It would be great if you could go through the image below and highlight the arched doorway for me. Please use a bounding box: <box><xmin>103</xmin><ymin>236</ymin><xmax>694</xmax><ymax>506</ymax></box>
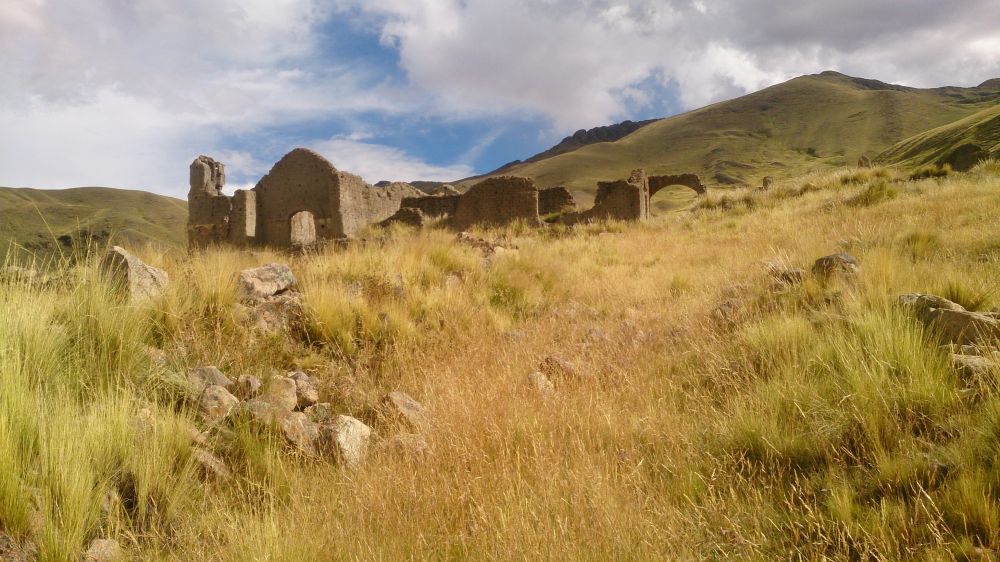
<box><xmin>290</xmin><ymin>211</ymin><xmax>316</xmax><ymax>246</ymax></box>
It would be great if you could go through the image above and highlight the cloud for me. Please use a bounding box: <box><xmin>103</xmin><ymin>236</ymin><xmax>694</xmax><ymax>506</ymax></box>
<box><xmin>337</xmin><ymin>0</ymin><xmax>1000</xmax><ymax>125</ymax></box>
<box><xmin>312</xmin><ymin>137</ymin><xmax>474</xmax><ymax>183</ymax></box>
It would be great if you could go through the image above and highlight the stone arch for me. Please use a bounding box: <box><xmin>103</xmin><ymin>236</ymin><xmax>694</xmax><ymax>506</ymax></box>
<box><xmin>289</xmin><ymin>211</ymin><xmax>317</xmax><ymax>246</ymax></box>
<box><xmin>648</xmin><ymin>174</ymin><xmax>707</xmax><ymax>197</ymax></box>
<box><xmin>253</xmin><ymin>148</ymin><xmax>341</xmax><ymax>247</ymax></box>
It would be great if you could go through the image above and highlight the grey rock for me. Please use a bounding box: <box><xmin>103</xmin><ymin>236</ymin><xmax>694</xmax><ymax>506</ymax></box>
<box><xmin>83</xmin><ymin>538</ymin><xmax>123</xmax><ymax>562</ymax></box>
<box><xmin>812</xmin><ymin>253</ymin><xmax>860</xmax><ymax>282</ymax></box>
<box><xmin>279</xmin><ymin>412</ymin><xmax>319</xmax><ymax>455</ymax></box>
<box><xmin>380</xmin><ymin>391</ymin><xmax>429</xmax><ymax>431</ymax></box>
<box><xmin>237</xmin><ymin>263</ymin><xmax>297</xmax><ymax>301</ymax></box>
<box><xmin>189</xmin><ymin>366</ymin><xmax>234</xmax><ymax>391</ymax></box>
<box><xmin>304</xmin><ymin>402</ymin><xmax>335</xmax><ymax>423</ymax></box>
<box><xmin>191</xmin><ymin>447</ymin><xmax>231</xmax><ymax>481</ymax></box>
<box><xmin>318</xmin><ymin>415</ymin><xmax>372</xmax><ymax>468</ymax></box>
<box><xmin>100</xmin><ymin>246</ymin><xmax>169</xmax><ymax>302</ymax></box>
<box><xmin>899</xmin><ymin>293</ymin><xmax>1000</xmax><ymax>345</ymax></box>
<box><xmin>953</xmin><ymin>354</ymin><xmax>995</xmax><ymax>378</ymax></box>
<box><xmin>234</xmin><ymin>375</ymin><xmax>263</xmax><ymax>400</ymax></box>
<box><xmin>199</xmin><ymin>385</ymin><xmax>239</xmax><ymax>424</ymax></box>
<box><xmin>262</xmin><ymin>375</ymin><xmax>298</xmax><ymax>412</ymax></box>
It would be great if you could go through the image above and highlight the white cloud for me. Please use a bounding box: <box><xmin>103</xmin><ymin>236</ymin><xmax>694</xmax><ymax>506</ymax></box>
<box><xmin>311</xmin><ymin>138</ymin><xmax>473</xmax><ymax>183</ymax></box>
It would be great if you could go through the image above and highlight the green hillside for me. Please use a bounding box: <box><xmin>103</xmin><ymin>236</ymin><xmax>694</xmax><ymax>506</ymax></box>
<box><xmin>468</xmin><ymin>72</ymin><xmax>1000</xmax><ymax>196</ymax></box>
<box><xmin>876</xmin><ymin>102</ymin><xmax>1000</xmax><ymax>170</ymax></box>
<box><xmin>0</xmin><ymin>186</ymin><xmax>187</xmax><ymax>257</ymax></box>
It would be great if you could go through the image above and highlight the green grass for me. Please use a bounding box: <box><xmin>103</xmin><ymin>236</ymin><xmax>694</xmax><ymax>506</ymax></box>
<box><xmin>464</xmin><ymin>71</ymin><xmax>999</xmax><ymax>202</ymax></box>
<box><xmin>0</xmin><ymin>186</ymin><xmax>187</xmax><ymax>259</ymax></box>
<box><xmin>878</xmin><ymin>103</ymin><xmax>1000</xmax><ymax>171</ymax></box>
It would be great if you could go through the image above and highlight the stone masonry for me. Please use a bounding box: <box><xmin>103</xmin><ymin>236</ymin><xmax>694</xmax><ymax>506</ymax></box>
<box><xmin>580</xmin><ymin>169</ymin><xmax>650</xmax><ymax>222</ymax></box>
<box><xmin>448</xmin><ymin>176</ymin><xmax>543</xmax><ymax>230</ymax></box>
<box><xmin>648</xmin><ymin>173</ymin><xmax>707</xmax><ymax>196</ymax></box>
<box><xmin>188</xmin><ymin>149</ymin><xmax>412</xmax><ymax>249</ymax></box>
<box><xmin>538</xmin><ymin>186</ymin><xmax>577</xmax><ymax>215</ymax></box>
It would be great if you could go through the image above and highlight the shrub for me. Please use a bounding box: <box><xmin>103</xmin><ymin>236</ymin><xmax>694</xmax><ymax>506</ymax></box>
<box><xmin>908</xmin><ymin>164</ymin><xmax>952</xmax><ymax>181</ymax></box>
<box><xmin>846</xmin><ymin>180</ymin><xmax>899</xmax><ymax>207</ymax></box>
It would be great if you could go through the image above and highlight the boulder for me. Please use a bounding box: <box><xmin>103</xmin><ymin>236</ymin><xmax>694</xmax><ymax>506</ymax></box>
<box><xmin>0</xmin><ymin>532</ymin><xmax>32</xmax><ymax>562</ymax></box>
<box><xmin>278</xmin><ymin>412</ymin><xmax>319</xmax><ymax>455</ymax></box>
<box><xmin>262</xmin><ymin>375</ymin><xmax>298</xmax><ymax>412</ymax></box>
<box><xmin>248</xmin><ymin>293</ymin><xmax>305</xmax><ymax>334</ymax></box>
<box><xmin>100</xmin><ymin>246</ymin><xmax>169</xmax><ymax>302</ymax></box>
<box><xmin>317</xmin><ymin>415</ymin><xmax>372</xmax><ymax>468</ymax></box>
<box><xmin>189</xmin><ymin>366</ymin><xmax>234</xmax><ymax>391</ymax></box>
<box><xmin>198</xmin><ymin>385</ymin><xmax>239</xmax><ymax>424</ymax></box>
<box><xmin>305</xmin><ymin>402</ymin><xmax>335</xmax><ymax>423</ymax></box>
<box><xmin>812</xmin><ymin>253</ymin><xmax>860</xmax><ymax>282</ymax></box>
<box><xmin>234</xmin><ymin>375</ymin><xmax>263</xmax><ymax>400</ymax></box>
<box><xmin>191</xmin><ymin>447</ymin><xmax>231</xmax><ymax>481</ymax></box>
<box><xmin>899</xmin><ymin>293</ymin><xmax>1000</xmax><ymax>345</ymax></box>
<box><xmin>83</xmin><ymin>538</ymin><xmax>123</xmax><ymax>562</ymax></box>
<box><xmin>238</xmin><ymin>263</ymin><xmax>297</xmax><ymax>301</ymax></box>
<box><xmin>952</xmin><ymin>354</ymin><xmax>995</xmax><ymax>378</ymax></box>
<box><xmin>290</xmin><ymin>371</ymin><xmax>320</xmax><ymax>410</ymax></box>
<box><xmin>380</xmin><ymin>391</ymin><xmax>429</xmax><ymax>431</ymax></box>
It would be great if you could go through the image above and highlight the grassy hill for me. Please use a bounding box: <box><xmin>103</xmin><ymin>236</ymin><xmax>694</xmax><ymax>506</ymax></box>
<box><xmin>466</xmin><ymin>71</ymin><xmax>1000</xmax><ymax>199</ymax></box>
<box><xmin>0</xmin><ymin>186</ymin><xmax>187</xmax><ymax>257</ymax></box>
<box><xmin>877</xmin><ymin>102</ymin><xmax>1000</xmax><ymax>170</ymax></box>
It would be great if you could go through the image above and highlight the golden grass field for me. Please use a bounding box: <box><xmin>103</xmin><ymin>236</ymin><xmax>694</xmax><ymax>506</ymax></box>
<box><xmin>2</xmin><ymin>161</ymin><xmax>1000</xmax><ymax>560</ymax></box>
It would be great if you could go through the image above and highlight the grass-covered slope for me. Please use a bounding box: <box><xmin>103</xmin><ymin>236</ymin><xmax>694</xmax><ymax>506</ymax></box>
<box><xmin>2</xmin><ymin>162</ymin><xmax>999</xmax><ymax>559</ymax></box>
<box><xmin>877</xmin><ymin>103</ymin><xmax>1000</xmax><ymax>170</ymax></box>
<box><xmin>469</xmin><ymin>72</ymin><xmax>999</xmax><ymax>195</ymax></box>
<box><xmin>0</xmin><ymin>186</ymin><xmax>187</xmax><ymax>256</ymax></box>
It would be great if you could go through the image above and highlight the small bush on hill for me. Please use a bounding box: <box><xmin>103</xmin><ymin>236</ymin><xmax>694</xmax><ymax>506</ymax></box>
<box><xmin>846</xmin><ymin>180</ymin><xmax>899</xmax><ymax>207</ymax></box>
<box><xmin>909</xmin><ymin>163</ymin><xmax>952</xmax><ymax>181</ymax></box>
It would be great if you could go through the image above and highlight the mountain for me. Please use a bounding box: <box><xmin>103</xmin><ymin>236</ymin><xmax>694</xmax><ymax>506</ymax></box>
<box><xmin>465</xmin><ymin>71</ymin><xmax>1000</xmax><ymax>195</ymax></box>
<box><xmin>876</xmin><ymin>98</ymin><xmax>1000</xmax><ymax>170</ymax></box>
<box><xmin>0</xmin><ymin>186</ymin><xmax>187</xmax><ymax>258</ymax></box>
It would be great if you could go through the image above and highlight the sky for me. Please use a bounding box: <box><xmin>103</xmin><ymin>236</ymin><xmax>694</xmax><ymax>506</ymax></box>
<box><xmin>1</xmin><ymin>0</ymin><xmax>999</xmax><ymax>198</ymax></box>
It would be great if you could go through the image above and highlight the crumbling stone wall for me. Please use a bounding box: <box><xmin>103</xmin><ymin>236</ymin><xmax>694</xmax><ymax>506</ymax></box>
<box><xmin>648</xmin><ymin>173</ymin><xmax>706</xmax><ymax>196</ymax></box>
<box><xmin>188</xmin><ymin>148</ymin><xmax>412</xmax><ymax>249</ymax></box>
<box><xmin>448</xmin><ymin>176</ymin><xmax>542</xmax><ymax>230</ymax></box>
<box><xmin>538</xmin><ymin>186</ymin><xmax>577</xmax><ymax>215</ymax></box>
<box><xmin>579</xmin><ymin>169</ymin><xmax>649</xmax><ymax>222</ymax></box>
<box><xmin>400</xmin><ymin>195</ymin><xmax>461</xmax><ymax>218</ymax></box>
<box><xmin>188</xmin><ymin>156</ymin><xmax>233</xmax><ymax>249</ymax></box>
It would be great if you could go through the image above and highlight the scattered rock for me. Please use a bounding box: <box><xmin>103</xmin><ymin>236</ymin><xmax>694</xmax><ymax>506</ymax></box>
<box><xmin>811</xmin><ymin>253</ymin><xmax>860</xmax><ymax>282</ymax></box>
<box><xmin>952</xmin><ymin>354</ymin><xmax>995</xmax><ymax>378</ymax></box>
<box><xmin>238</xmin><ymin>263</ymin><xmax>297</xmax><ymax>302</ymax></box>
<box><xmin>380</xmin><ymin>391</ymin><xmax>429</xmax><ymax>431</ymax></box>
<box><xmin>189</xmin><ymin>366</ymin><xmax>234</xmax><ymax>391</ymax></box>
<box><xmin>527</xmin><ymin>371</ymin><xmax>556</xmax><ymax>398</ymax></box>
<box><xmin>317</xmin><ymin>415</ymin><xmax>372</xmax><ymax>468</ymax></box>
<box><xmin>278</xmin><ymin>412</ymin><xmax>319</xmax><ymax>455</ymax></box>
<box><xmin>305</xmin><ymin>403</ymin><xmax>335</xmax><ymax>423</ymax></box>
<box><xmin>234</xmin><ymin>375</ymin><xmax>263</xmax><ymax>400</ymax></box>
<box><xmin>766</xmin><ymin>263</ymin><xmax>806</xmax><ymax>287</ymax></box>
<box><xmin>290</xmin><ymin>371</ymin><xmax>320</xmax><ymax>410</ymax></box>
<box><xmin>248</xmin><ymin>293</ymin><xmax>305</xmax><ymax>335</ymax></box>
<box><xmin>376</xmin><ymin>433</ymin><xmax>431</xmax><ymax>461</ymax></box>
<box><xmin>445</xmin><ymin>273</ymin><xmax>463</xmax><ymax>289</ymax></box>
<box><xmin>237</xmin><ymin>399</ymin><xmax>281</xmax><ymax>425</ymax></box>
<box><xmin>262</xmin><ymin>375</ymin><xmax>298</xmax><ymax>412</ymax></box>
<box><xmin>199</xmin><ymin>385</ymin><xmax>239</xmax><ymax>424</ymax></box>
<box><xmin>83</xmin><ymin>538</ymin><xmax>123</xmax><ymax>562</ymax></box>
<box><xmin>191</xmin><ymin>447</ymin><xmax>231</xmax><ymax>481</ymax></box>
<box><xmin>899</xmin><ymin>293</ymin><xmax>1000</xmax><ymax>345</ymax></box>
<box><xmin>539</xmin><ymin>355</ymin><xmax>580</xmax><ymax>380</ymax></box>
<box><xmin>100</xmin><ymin>246</ymin><xmax>169</xmax><ymax>302</ymax></box>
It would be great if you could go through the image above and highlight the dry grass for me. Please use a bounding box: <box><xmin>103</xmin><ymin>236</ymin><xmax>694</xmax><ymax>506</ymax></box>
<box><xmin>2</xmin><ymin>163</ymin><xmax>1000</xmax><ymax>560</ymax></box>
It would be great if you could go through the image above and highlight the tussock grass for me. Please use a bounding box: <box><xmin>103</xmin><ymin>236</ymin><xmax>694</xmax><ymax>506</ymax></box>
<box><xmin>1</xmin><ymin>166</ymin><xmax>999</xmax><ymax>559</ymax></box>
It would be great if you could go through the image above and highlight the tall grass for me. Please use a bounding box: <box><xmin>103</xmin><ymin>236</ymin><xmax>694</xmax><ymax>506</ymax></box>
<box><xmin>0</xmin><ymin>166</ymin><xmax>998</xmax><ymax>559</ymax></box>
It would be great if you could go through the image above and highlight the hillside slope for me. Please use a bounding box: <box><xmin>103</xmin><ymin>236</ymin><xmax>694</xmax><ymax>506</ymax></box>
<box><xmin>0</xmin><ymin>186</ymin><xmax>187</xmax><ymax>256</ymax></box>
<box><xmin>876</xmin><ymin>102</ymin><xmax>1000</xmax><ymax>170</ymax></box>
<box><xmin>468</xmin><ymin>72</ymin><xmax>1000</xmax><ymax>195</ymax></box>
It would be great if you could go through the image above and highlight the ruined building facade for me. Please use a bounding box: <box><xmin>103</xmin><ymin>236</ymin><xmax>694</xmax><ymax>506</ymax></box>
<box><xmin>188</xmin><ymin>149</ymin><xmax>413</xmax><ymax>249</ymax></box>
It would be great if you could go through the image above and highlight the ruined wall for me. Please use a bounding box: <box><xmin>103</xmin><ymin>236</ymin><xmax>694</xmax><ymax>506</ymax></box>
<box><xmin>253</xmin><ymin>148</ymin><xmax>341</xmax><ymax>247</ymax></box>
<box><xmin>334</xmin><ymin>172</ymin><xmax>411</xmax><ymax>238</ymax></box>
<box><xmin>449</xmin><ymin>176</ymin><xmax>542</xmax><ymax>231</ymax></box>
<box><xmin>648</xmin><ymin>173</ymin><xmax>706</xmax><ymax>196</ymax></box>
<box><xmin>187</xmin><ymin>156</ymin><xmax>233</xmax><ymax>249</ymax></box>
<box><xmin>538</xmin><ymin>187</ymin><xmax>577</xmax><ymax>215</ymax></box>
<box><xmin>228</xmin><ymin>190</ymin><xmax>256</xmax><ymax>246</ymax></box>
<box><xmin>401</xmin><ymin>195</ymin><xmax>461</xmax><ymax>218</ymax></box>
<box><xmin>580</xmin><ymin>169</ymin><xmax>649</xmax><ymax>222</ymax></box>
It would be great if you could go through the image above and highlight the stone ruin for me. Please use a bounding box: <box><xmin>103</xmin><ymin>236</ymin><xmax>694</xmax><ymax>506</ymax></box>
<box><xmin>188</xmin><ymin>148</ymin><xmax>710</xmax><ymax>248</ymax></box>
<box><xmin>188</xmin><ymin>149</ymin><xmax>415</xmax><ymax>249</ymax></box>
